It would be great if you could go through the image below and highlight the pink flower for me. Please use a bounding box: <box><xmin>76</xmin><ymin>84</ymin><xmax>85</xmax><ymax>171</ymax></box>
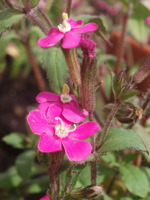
<box><xmin>80</xmin><ymin>35</ymin><xmax>96</xmax><ymax>57</ymax></box>
<box><xmin>38</xmin><ymin>13</ymin><xmax>98</xmax><ymax>49</ymax></box>
<box><xmin>36</xmin><ymin>91</ymin><xmax>85</xmax><ymax>123</ymax></box>
<box><xmin>146</xmin><ymin>17</ymin><xmax>150</xmax><ymax>26</ymax></box>
<box><xmin>40</xmin><ymin>195</ymin><xmax>51</xmax><ymax>200</ymax></box>
<box><xmin>27</xmin><ymin>108</ymin><xmax>100</xmax><ymax>161</ymax></box>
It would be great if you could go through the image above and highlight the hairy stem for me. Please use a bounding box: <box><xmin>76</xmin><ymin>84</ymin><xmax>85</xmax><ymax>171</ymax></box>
<box><xmin>97</xmin><ymin>101</ymin><xmax>120</xmax><ymax>150</ymax></box>
<box><xmin>37</xmin><ymin>6</ymin><xmax>53</xmax><ymax>29</ymax></box>
<box><xmin>49</xmin><ymin>152</ymin><xmax>64</xmax><ymax>200</ymax></box>
<box><xmin>26</xmin><ymin>9</ymin><xmax>49</xmax><ymax>34</ymax></box>
<box><xmin>94</xmin><ymin>111</ymin><xmax>105</xmax><ymax>127</ymax></box>
<box><xmin>65</xmin><ymin>0</ymin><xmax>72</xmax><ymax>17</ymax></box>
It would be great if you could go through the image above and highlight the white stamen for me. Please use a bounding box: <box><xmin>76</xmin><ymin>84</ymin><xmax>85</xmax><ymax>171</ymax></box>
<box><xmin>58</xmin><ymin>20</ymin><xmax>71</xmax><ymax>33</ymax></box>
<box><xmin>60</xmin><ymin>93</ymin><xmax>72</xmax><ymax>103</ymax></box>
<box><xmin>54</xmin><ymin>117</ymin><xmax>76</xmax><ymax>139</ymax></box>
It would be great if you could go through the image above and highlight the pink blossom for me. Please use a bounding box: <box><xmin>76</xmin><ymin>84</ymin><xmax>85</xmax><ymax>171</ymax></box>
<box><xmin>27</xmin><ymin>108</ymin><xmax>100</xmax><ymax>161</ymax></box>
<box><xmin>38</xmin><ymin>13</ymin><xmax>98</xmax><ymax>49</ymax></box>
<box><xmin>40</xmin><ymin>195</ymin><xmax>51</xmax><ymax>200</ymax></box>
<box><xmin>146</xmin><ymin>17</ymin><xmax>150</xmax><ymax>26</ymax></box>
<box><xmin>36</xmin><ymin>92</ymin><xmax>85</xmax><ymax>123</ymax></box>
<box><xmin>80</xmin><ymin>35</ymin><xmax>96</xmax><ymax>57</ymax></box>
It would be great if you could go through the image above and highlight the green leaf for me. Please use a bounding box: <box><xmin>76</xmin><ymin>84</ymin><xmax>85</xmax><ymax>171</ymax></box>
<box><xmin>119</xmin><ymin>164</ymin><xmax>149</xmax><ymax>198</ymax></box>
<box><xmin>42</xmin><ymin>47</ymin><xmax>68</xmax><ymax>94</ymax></box>
<box><xmin>99</xmin><ymin>127</ymin><xmax>148</xmax><ymax>153</ymax></box>
<box><xmin>97</xmin><ymin>165</ymin><xmax>115</xmax><ymax>184</ymax></box>
<box><xmin>0</xmin><ymin>9</ymin><xmax>24</xmax><ymax>33</ymax></box>
<box><xmin>24</xmin><ymin>175</ymin><xmax>49</xmax><ymax>194</ymax></box>
<box><xmin>2</xmin><ymin>132</ymin><xmax>26</xmax><ymax>149</ymax></box>
<box><xmin>120</xmin><ymin>90</ymin><xmax>139</xmax><ymax>101</ymax></box>
<box><xmin>133</xmin><ymin>124</ymin><xmax>150</xmax><ymax>162</ymax></box>
<box><xmin>15</xmin><ymin>150</ymin><xmax>36</xmax><ymax>179</ymax></box>
<box><xmin>128</xmin><ymin>3</ymin><xmax>150</xmax><ymax>43</ymax></box>
<box><xmin>120</xmin><ymin>197</ymin><xmax>138</xmax><ymax>200</ymax></box>
<box><xmin>0</xmin><ymin>167</ymin><xmax>23</xmax><ymax>189</ymax></box>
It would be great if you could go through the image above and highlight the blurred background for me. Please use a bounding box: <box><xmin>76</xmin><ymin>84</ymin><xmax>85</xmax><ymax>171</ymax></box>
<box><xmin>0</xmin><ymin>0</ymin><xmax>150</xmax><ymax>199</ymax></box>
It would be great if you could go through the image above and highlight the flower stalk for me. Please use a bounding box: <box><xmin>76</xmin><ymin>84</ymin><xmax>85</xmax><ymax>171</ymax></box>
<box><xmin>63</xmin><ymin>48</ymin><xmax>81</xmax><ymax>86</ymax></box>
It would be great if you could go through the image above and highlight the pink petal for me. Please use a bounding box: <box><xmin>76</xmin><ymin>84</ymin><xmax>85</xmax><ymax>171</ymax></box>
<box><xmin>46</xmin><ymin>102</ymin><xmax>71</xmax><ymax>125</ymax></box>
<box><xmin>38</xmin><ymin>102</ymin><xmax>53</xmax><ymax>113</ymax></box>
<box><xmin>27</xmin><ymin>109</ymin><xmax>53</xmax><ymax>135</ymax></box>
<box><xmin>38</xmin><ymin>133</ymin><xmax>62</xmax><ymax>153</ymax></box>
<box><xmin>38</xmin><ymin>28</ymin><xmax>64</xmax><ymax>48</ymax></box>
<box><xmin>40</xmin><ymin>195</ymin><xmax>51</xmax><ymax>200</ymax></box>
<box><xmin>36</xmin><ymin>92</ymin><xmax>60</xmax><ymax>103</ymax></box>
<box><xmin>63</xmin><ymin>101</ymin><xmax>85</xmax><ymax>123</ymax></box>
<box><xmin>68</xmin><ymin>121</ymin><xmax>100</xmax><ymax>140</ymax></box>
<box><xmin>72</xmin><ymin>23</ymin><xmax>98</xmax><ymax>33</ymax></box>
<box><xmin>67</xmin><ymin>18</ymin><xmax>83</xmax><ymax>28</ymax></box>
<box><xmin>62</xmin><ymin>31</ymin><xmax>82</xmax><ymax>49</ymax></box>
<box><xmin>62</xmin><ymin>138</ymin><xmax>92</xmax><ymax>161</ymax></box>
<box><xmin>146</xmin><ymin>17</ymin><xmax>150</xmax><ymax>26</ymax></box>
<box><xmin>46</xmin><ymin>102</ymin><xmax>62</xmax><ymax>122</ymax></box>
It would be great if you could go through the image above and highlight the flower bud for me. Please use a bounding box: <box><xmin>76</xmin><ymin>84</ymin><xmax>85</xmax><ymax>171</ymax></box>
<box><xmin>70</xmin><ymin>185</ymin><xmax>103</xmax><ymax>199</ymax></box>
<box><xmin>113</xmin><ymin>70</ymin><xmax>126</xmax><ymax>97</ymax></box>
<box><xmin>80</xmin><ymin>35</ymin><xmax>97</xmax><ymax>112</ymax></box>
<box><xmin>104</xmin><ymin>102</ymin><xmax>143</xmax><ymax>124</ymax></box>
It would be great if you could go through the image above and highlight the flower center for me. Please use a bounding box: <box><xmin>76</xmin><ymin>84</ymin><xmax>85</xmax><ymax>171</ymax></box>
<box><xmin>54</xmin><ymin>117</ymin><xmax>76</xmax><ymax>139</ymax></box>
<box><xmin>60</xmin><ymin>93</ymin><xmax>72</xmax><ymax>103</ymax></box>
<box><xmin>58</xmin><ymin>21</ymin><xmax>71</xmax><ymax>33</ymax></box>
<box><xmin>58</xmin><ymin>12</ymin><xmax>71</xmax><ymax>33</ymax></box>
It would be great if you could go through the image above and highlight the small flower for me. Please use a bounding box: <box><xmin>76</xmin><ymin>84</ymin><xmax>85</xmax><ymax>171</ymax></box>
<box><xmin>40</xmin><ymin>195</ymin><xmax>51</xmax><ymax>200</ymax></box>
<box><xmin>146</xmin><ymin>17</ymin><xmax>150</xmax><ymax>26</ymax></box>
<box><xmin>80</xmin><ymin>35</ymin><xmax>96</xmax><ymax>57</ymax></box>
<box><xmin>38</xmin><ymin>12</ymin><xmax>98</xmax><ymax>49</ymax></box>
<box><xmin>27</xmin><ymin>110</ymin><xmax>100</xmax><ymax>161</ymax></box>
<box><xmin>36</xmin><ymin>91</ymin><xmax>85</xmax><ymax>123</ymax></box>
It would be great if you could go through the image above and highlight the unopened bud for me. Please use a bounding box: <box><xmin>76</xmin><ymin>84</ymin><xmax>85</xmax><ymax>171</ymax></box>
<box><xmin>113</xmin><ymin>70</ymin><xmax>126</xmax><ymax>97</ymax></box>
<box><xmin>133</xmin><ymin>57</ymin><xmax>150</xmax><ymax>84</ymax></box>
<box><xmin>70</xmin><ymin>185</ymin><xmax>103</xmax><ymax>199</ymax></box>
<box><xmin>105</xmin><ymin>102</ymin><xmax>143</xmax><ymax>124</ymax></box>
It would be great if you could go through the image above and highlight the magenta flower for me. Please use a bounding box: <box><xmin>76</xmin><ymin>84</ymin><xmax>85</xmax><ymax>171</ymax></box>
<box><xmin>36</xmin><ymin>91</ymin><xmax>85</xmax><ymax>123</ymax></box>
<box><xmin>38</xmin><ymin>13</ymin><xmax>98</xmax><ymax>49</ymax></box>
<box><xmin>40</xmin><ymin>195</ymin><xmax>51</xmax><ymax>200</ymax></box>
<box><xmin>27</xmin><ymin>108</ymin><xmax>100</xmax><ymax>161</ymax></box>
<box><xmin>146</xmin><ymin>17</ymin><xmax>150</xmax><ymax>26</ymax></box>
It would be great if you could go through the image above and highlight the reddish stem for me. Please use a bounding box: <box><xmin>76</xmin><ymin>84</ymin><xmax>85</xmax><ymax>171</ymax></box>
<box><xmin>23</xmin><ymin>39</ymin><xmax>48</xmax><ymax>92</ymax></box>
<box><xmin>114</xmin><ymin>12</ymin><xmax>130</xmax><ymax>74</ymax></box>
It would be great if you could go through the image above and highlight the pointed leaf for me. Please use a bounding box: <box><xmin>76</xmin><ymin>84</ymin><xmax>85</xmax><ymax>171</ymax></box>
<box><xmin>2</xmin><ymin>132</ymin><xmax>26</xmax><ymax>149</ymax></box>
<box><xmin>120</xmin><ymin>90</ymin><xmax>139</xmax><ymax>101</ymax></box>
<box><xmin>100</xmin><ymin>127</ymin><xmax>148</xmax><ymax>153</ymax></box>
<box><xmin>42</xmin><ymin>47</ymin><xmax>68</xmax><ymax>94</ymax></box>
<box><xmin>15</xmin><ymin>150</ymin><xmax>36</xmax><ymax>179</ymax></box>
<box><xmin>119</xmin><ymin>164</ymin><xmax>149</xmax><ymax>198</ymax></box>
<box><xmin>0</xmin><ymin>9</ymin><xmax>24</xmax><ymax>33</ymax></box>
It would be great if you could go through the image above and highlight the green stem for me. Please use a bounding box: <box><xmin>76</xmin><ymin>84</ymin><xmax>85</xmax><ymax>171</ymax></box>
<box><xmin>97</xmin><ymin>100</ymin><xmax>120</xmax><ymax>150</ymax></box>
